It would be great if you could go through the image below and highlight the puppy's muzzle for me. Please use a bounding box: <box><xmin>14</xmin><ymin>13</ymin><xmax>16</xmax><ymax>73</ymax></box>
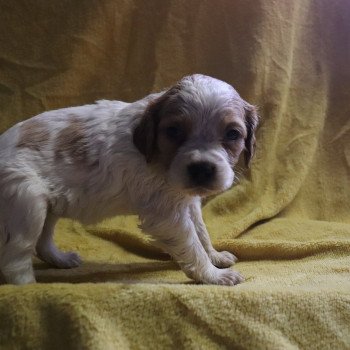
<box><xmin>187</xmin><ymin>161</ymin><xmax>216</xmax><ymax>187</ymax></box>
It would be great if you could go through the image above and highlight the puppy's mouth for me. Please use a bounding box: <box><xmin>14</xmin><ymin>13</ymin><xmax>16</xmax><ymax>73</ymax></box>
<box><xmin>185</xmin><ymin>185</ymin><xmax>224</xmax><ymax>197</ymax></box>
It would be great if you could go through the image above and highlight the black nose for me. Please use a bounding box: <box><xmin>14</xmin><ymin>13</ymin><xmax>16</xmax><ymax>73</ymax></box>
<box><xmin>187</xmin><ymin>162</ymin><xmax>216</xmax><ymax>186</ymax></box>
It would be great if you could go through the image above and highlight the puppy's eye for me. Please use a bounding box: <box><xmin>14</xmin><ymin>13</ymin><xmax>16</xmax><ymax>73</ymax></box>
<box><xmin>225</xmin><ymin>129</ymin><xmax>241</xmax><ymax>141</ymax></box>
<box><xmin>166</xmin><ymin>126</ymin><xmax>182</xmax><ymax>140</ymax></box>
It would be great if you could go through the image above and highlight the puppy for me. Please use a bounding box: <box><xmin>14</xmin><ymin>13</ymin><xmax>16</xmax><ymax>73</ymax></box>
<box><xmin>0</xmin><ymin>74</ymin><xmax>258</xmax><ymax>285</ymax></box>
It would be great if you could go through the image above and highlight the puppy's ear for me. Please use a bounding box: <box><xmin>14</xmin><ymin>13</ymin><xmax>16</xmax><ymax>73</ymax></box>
<box><xmin>244</xmin><ymin>102</ymin><xmax>259</xmax><ymax>167</ymax></box>
<box><xmin>133</xmin><ymin>99</ymin><xmax>160</xmax><ymax>163</ymax></box>
<box><xmin>133</xmin><ymin>86</ymin><xmax>179</xmax><ymax>162</ymax></box>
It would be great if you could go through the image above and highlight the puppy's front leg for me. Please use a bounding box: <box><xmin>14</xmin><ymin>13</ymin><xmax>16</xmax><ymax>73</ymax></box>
<box><xmin>141</xmin><ymin>208</ymin><xmax>243</xmax><ymax>286</ymax></box>
<box><xmin>190</xmin><ymin>199</ymin><xmax>238</xmax><ymax>268</ymax></box>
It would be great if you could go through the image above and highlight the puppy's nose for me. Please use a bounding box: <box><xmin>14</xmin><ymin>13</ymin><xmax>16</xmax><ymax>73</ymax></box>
<box><xmin>187</xmin><ymin>162</ymin><xmax>216</xmax><ymax>186</ymax></box>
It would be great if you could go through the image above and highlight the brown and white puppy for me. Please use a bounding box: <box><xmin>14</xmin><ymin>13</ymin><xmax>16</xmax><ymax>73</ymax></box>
<box><xmin>0</xmin><ymin>74</ymin><xmax>259</xmax><ymax>285</ymax></box>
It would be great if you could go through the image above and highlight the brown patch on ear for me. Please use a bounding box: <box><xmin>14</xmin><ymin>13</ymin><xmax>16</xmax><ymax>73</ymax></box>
<box><xmin>244</xmin><ymin>103</ymin><xmax>260</xmax><ymax>167</ymax></box>
<box><xmin>55</xmin><ymin>116</ymin><xmax>90</xmax><ymax>164</ymax></box>
<box><xmin>133</xmin><ymin>101</ymin><xmax>159</xmax><ymax>163</ymax></box>
<box><xmin>17</xmin><ymin>119</ymin><xmax>50</xmax><ymax>151</ymax></box>
<box><xmin>133</xmin><ymin>85</ymin><xmax>180</xmax><ymax>163</ymax></box>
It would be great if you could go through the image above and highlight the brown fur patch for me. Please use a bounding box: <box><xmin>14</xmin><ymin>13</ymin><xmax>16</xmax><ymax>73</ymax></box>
<box><xmin>220</xmin><ymin>114</ymin><xmax>247</xmax><ymax>167</ymax></box>
<box><xmin>17</xmin><ymin>119</ymin><xmax>50</xmax><ymax>151</ymax></box>
<box><xmin>243</xmin><ymin>104</ymin><xmax>259</xmax><ymax>167</ymax></box>
<box><xmin>157</xmin><ymin>115</ymin><xmax>193</xmax><ymax>168</ymax></box>
<box><xmin>219</xmin><ymin>113</ymin><xmax>247</xmax><ymax>138</ymax></box>
<box><xmin>133</xmin><ymin>85</ymin><xmax>182</xmax><ymax>163</ymax></box>
<box><xmin>55</xmin><ymin>117</ymin><xmax>90</xmax><ymax>164</ymax></box>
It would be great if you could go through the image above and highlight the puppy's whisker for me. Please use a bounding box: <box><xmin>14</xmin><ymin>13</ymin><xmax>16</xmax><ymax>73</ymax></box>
<box><xmin>232</xmin><ymin>177</ymin><xmax>241</xmax><ymax>186</ymax></box>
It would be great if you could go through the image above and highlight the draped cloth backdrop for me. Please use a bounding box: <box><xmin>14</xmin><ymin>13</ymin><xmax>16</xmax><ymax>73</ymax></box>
<box><xmin>0</xmin><ymin>1</ymin><xmax>349</xmax><ymax>349</ymax></box>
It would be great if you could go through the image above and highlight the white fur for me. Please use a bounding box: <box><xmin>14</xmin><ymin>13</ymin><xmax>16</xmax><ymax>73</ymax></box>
<box><xmin>0</xmin><ymin>74</ymin><xmax>256</xmax><ymax>285</ymax></box>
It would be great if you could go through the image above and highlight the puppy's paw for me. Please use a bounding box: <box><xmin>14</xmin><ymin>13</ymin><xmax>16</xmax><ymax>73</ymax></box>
<box><xmin>53</xmin><ymin>251</ymin><xmax>82</xmax><ymax>269</ymax></box>
<box><xmin>198</xmin><ymin>267</ymin><xmax>244</xmax><ymax>286</ymax></box>
<box><xmin>39</xmin><ymin>250</ymin><xmax>82</xmax><ymax>269</ymax></box>
<box><xmin>215</xmin><ymin>268</ymin><xmax>244</xmax><ymax>286</ymax></box>
<box><xmin>209</xmin><ymin>250</ymin><xmax>237</xmax><ymax>268</ymax></box>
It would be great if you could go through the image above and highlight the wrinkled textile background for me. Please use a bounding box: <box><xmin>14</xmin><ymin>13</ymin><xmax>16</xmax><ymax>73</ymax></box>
<box><xmin>0</xmin><ymin>0</ymin><xmax>350</xmax><ymax>349</ymax></box>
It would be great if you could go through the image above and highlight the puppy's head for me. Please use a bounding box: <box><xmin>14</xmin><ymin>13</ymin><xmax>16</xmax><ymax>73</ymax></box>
<box><xmin>133</xmin><ymin>74</ymin><xmax>259</xmax><ymax>196</ymax></box>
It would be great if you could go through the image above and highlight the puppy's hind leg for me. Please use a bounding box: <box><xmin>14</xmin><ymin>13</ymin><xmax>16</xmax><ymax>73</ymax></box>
<box><xmin>0</xmin><ymin>245</ymin><xmax>36</xmax><ymax>285</ymax></box>
<box><xmin>36</xmin><ymin>213</ymin><xmax>81</xmax><ymax>268</ymax></box>
<box><xmin>0</xmin><ymin>189</ymin><xmax>47</xmax><ymax>285</ymax></box>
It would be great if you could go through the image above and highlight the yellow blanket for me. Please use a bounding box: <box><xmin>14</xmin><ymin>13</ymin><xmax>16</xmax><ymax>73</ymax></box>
<box><xmin>0</xmin><ymin>0</ymin><xmax>349</xmax><ymax>348</ymax></box>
